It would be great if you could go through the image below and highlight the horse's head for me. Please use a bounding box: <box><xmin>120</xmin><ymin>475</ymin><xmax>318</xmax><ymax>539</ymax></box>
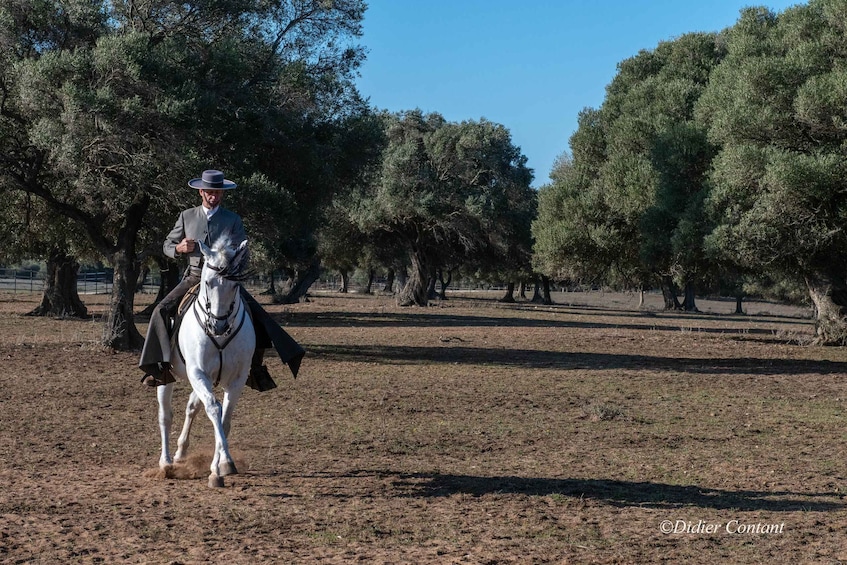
<box><xmin>197</xmin><ymin>238</ymin><xmax>250</xmax><ymax>335</ymax></box>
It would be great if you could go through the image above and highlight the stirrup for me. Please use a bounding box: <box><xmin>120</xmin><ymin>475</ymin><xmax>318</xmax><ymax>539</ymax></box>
<box><xmin>141</xmin><ymin>365</ymin><xmax>176</xmax><ymax>387</ymax></box>
<box><xmin>246</xmin><ymin>364</ymin><xmax>277</xmax><ymax>392</ymax></box>
<box><xmin>141</xmin><ymin>373</ymin><xmax>162</xmax><ymax>387</ymax></box>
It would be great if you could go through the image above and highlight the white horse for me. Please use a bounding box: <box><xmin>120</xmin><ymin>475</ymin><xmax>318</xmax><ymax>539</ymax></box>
<box><xmin>156</xmin><ymin>238</ymin><xmax>256</xmax><ymax>488</ymax></box>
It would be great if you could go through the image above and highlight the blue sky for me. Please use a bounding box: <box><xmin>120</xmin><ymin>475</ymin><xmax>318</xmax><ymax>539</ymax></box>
<box><xmin>355</xmin><ymin>1</ymin><xmax>800</xmax><ymax>187</ymax></box>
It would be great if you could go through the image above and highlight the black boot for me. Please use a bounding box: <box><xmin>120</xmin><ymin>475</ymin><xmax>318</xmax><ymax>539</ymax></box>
<box><xmin>246</xmin><ymin>349</ymin><xmax>277</xmax><ymax>391</ymax></box>
<box><xmin>141</xmin><ymin>363</ymin><xmax>177</xmax><ymax>387</ymax></box>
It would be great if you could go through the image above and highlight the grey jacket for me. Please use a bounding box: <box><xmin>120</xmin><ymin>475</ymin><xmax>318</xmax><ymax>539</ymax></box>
<box><xmin>163</xmin><ymin>205</ymin><xmax>246</xmax><ymax>267</ymax></box>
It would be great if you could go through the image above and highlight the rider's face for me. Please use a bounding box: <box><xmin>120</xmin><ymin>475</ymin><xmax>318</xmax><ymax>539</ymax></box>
<box><xmin>200</xmin><ymin>189</ymin><xmax>224</xmax><ymax>209</ymax></box>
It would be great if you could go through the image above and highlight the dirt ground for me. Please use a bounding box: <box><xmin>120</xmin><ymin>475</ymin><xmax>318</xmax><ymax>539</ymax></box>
<box><xmin>2</xmin><ymin>289</ymin><xmax>847</xmax><ymax>564</ymax></box>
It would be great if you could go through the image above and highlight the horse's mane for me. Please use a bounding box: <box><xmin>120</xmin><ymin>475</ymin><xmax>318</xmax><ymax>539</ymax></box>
<box><xmin>208</xmin><ymin>237</ymin><xmax>252</xmax><ymax>282</ymax></box>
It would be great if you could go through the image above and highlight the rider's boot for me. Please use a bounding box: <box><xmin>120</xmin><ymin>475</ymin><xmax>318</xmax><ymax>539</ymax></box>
<box><xmin>141</xmin><ymin>363</ymin><xmax>177</xmax><ymax>387</ymax></box>
<box><xmin>246</xmin><ymin>349</ymin><xmax>277</xmax><ymax>392</ymax></box>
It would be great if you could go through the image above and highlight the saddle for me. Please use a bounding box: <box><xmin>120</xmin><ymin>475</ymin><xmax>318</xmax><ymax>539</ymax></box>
<box><xmin>170</xmin><ymin>283</ymin><xmax>200</xmax><ymax>352</ymax></box>
<box><xmin>179</xmin><ymin>283</ymin><xmax>201</xmax><ymax>318</ymax></box>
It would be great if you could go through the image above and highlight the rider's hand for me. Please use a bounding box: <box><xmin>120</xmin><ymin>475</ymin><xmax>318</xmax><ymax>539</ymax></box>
<box><xmin>176</xmin><ymin>238</ymin><xmax>196</xmax><ymax>254</ymax></box>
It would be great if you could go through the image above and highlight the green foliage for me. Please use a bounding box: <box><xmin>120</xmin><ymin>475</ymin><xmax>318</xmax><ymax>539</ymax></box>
<box><xmin>0</xmin><ymin>0</ymin><xmax>370</xmax><ymax>344</ymax></box>
<box><xmin>532</xmin><ymin>0</ymin><xmax>847</xmax><ymax>330</ymax></box>
<box><xmin>534</xmin><ymin>33</ymin><xmax>724</xmax><ymax>292</ymax></box>
<box><xmin>698</xmin><ymin>0</ymin><xmax>847</xmax><ymax>280</ymax></box>
<box><xmin>338</xmin><ymin>110</ymin><xmax>535</xmax><ymax>303</ymax></box>
<box><xmin>0</xmin><ymin>0</ymin><xmax>370</xmax><ymax>259</ymax></box>
<box><xmin>532</xmin><ymin>154</ymin><xmax>613</xmax><ymax>283</ymax></box>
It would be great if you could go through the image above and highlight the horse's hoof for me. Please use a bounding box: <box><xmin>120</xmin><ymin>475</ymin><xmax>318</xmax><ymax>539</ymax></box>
<box><xmin>208</xmin><ymin>474</ymin><xmax>224</xmax><ymax>488</ymax></box>
<box><xmin>220</xmin><ymin>461</ymin><xmax>238</xmax><ymax>476</ymax></box>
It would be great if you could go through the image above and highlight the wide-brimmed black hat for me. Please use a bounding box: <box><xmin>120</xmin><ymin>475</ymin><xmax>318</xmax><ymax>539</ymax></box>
<box><xmin>188</xmin><ymin>169</ymin><xmax>237</xmax><ymax>190</ymax></box>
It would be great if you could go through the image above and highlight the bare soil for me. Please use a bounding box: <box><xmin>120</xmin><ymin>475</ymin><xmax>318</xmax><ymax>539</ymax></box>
<box><xmin>2</xmin><ymin>289</ymin><xmax>847</xmax><ymax>564</ymax></box>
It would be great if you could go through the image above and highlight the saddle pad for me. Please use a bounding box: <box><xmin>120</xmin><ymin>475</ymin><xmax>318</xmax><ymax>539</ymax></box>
<box><xmin>171</xmin><ymin>284</ymin><xmax>200</xmax><ymax>355</ymax></box>
<box><xmin>178</xmin><ymin>283</ymin><xmax>201</xmax><ymax>317</ymax></box>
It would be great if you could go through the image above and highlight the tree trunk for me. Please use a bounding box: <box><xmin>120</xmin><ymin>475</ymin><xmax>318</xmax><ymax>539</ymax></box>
<box><xmin>260</xmin><ymin>269</ymin><xmax>277</xmax><ymax>296</ymax></box>
<box><xmin>531</xmin><ymin>278</ymin><xmax>542</xmax><ymax>303</ymax></box>
<box><xmin>15</xmin><ymin>178</ymin><xmax>150</xmax><ymax>351</ymax></box>
<box><xmin>437</xmin><ymin>268</ymin><xmax>452</xmax><ymax>300</ymax></box>
<box><xmin>499</xmin><ymin>281</ymin><xmax>516</xmax><ymax>303</ymax></box>
<box><xmin>426</xmin><ymin>266</ymin><xmax>438</xmax><ymax>300</ymax></box>
<box><xmin>682</xmin><ymin>281</ymin><xmax>698</xmax><ymax>312</ymax></box>
<box><xmin>638</xmin><ymin>288</ymin><xmax>645</xmax><ymax>308</ymax></box>
<box><xmin>138</xmin><ymin>256</ymin><xmax>180</xmax><ymax>316</ymax></box>
<box><xmin>339</xmin><ymin>270</ymin><xmax>349</xmax><ymax>293</ymax></box>
<box><xmin>27</xmin><ymin>247</ymin><xmax>88</xmax><ymax>318</ymax></box>
<box><xmin>540</xmin><ymin>275</ymin><xmax>553</xmax><ymax>305</ymax></box>
<box><xmin>519</xmin><ymin>281</ymin><xmax>528</xmax><ymax>300</ymax></box>
<box><xmin>531</xmin><ymin>276</ymin><xmax>553</xmax><ymax>305</ymax></box>
<box><xmin>397</xmin><ymin>249</ymin><xmax>428</xmax><ymax>306</ymax></box>
<box><xmin>805</xmin><ymin>273</ymin><xmax>847</xmax><ymax>345</ymax></box>
<box><xmin>104</xmin><ymin>248</ymin><xmax>144</xmax><ymax>350</ymax></box>
<box><xmin>660</xmin><ymin>275</ymin><xmax>682</xmax><ymax>310</ymax></box>
<box><xmin>364</xmin><ymin>268</ymin><xmax>375</xmax><ymax>294</ymax></box>
<box><xmin>396</xmin><ymin>267</ymin><xmax>407</xmax><ymax>294</ymax></box>
<box><xmin>276</xmin><ymin>259</ymin><xmax>321</xmax><ymax>304</ymax></box>
<box><xmin>383</xmin><ymin>268</ymin><xmax>395</xmax><ymax>293</ymax></box>
<box><xmin>136</xmin><ymin>263</ymin><xmax>150</xmax><ymax>294</ymax></box>
<box><xmin>735</xmin><ymin>294</ymin><xmax>744</xmax><ymax>315</ymax></box>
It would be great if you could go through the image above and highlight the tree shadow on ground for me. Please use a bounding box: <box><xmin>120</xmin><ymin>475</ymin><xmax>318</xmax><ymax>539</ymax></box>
<box><xmin>444</xmin><ymin>295</ymin><xmax>811</xmax><ymax>322</ymax></box>
<box><xmin>283</xmin><ymin>309</ymin><xmax>808</xmax><ymax>337</ymax></box>
<box><xmin>326</xmin><ymin>470</ymin><xmax>843</xmax><ymax>512</ymax></box>
<box><xmin>307</xmin><ymin>343</ymin><xmax>847</xmax><ymax>376</ymax></box>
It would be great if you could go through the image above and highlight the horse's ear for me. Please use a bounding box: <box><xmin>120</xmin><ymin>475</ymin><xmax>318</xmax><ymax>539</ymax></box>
<box><xmin>233</xmin><ymin>239</ymin><xmax>249</xmax><ymax>266</ymax></box>
<box><xmin>198</xmin><ymin>240</ymin><xmax>212</xmax><ymax>258</ymax></box>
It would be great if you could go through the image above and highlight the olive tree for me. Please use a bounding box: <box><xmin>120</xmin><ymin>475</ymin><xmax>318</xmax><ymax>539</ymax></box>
<box><xmin>345</xmin><ymin>111</ymin><xmax>534</xmax><ymax>306</ymax></box>
<box><xmin>533</xmin><ymin>33</ymin><xmax>725</xmax><ymax>308</ymax></box>
<box><xmin>697</xmin><ymin>1</ymin><xmax>847</xmax><ymax>343</ymax></box>
<box><xmin>0</xmin><ymin>0</ymin><xmax>368</xmax><ymax>347</ymax></box>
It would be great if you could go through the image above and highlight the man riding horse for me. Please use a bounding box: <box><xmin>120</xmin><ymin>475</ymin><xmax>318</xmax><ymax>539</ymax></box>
<box><xmin>138</xmin><ymin>169</ymin><xmax>304</xmax><ymax>390</ymax></box>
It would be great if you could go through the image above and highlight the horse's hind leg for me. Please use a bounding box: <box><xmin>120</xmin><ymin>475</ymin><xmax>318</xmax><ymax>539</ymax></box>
<box><xmin>174</xmin><ymin>391</ymin><xmax>202</xmax><ymax>463</ymax></box>
<box><xmin>157</xmin><ymin>384</ymin><xmax>175</xmax><ymax>470</ymax></box>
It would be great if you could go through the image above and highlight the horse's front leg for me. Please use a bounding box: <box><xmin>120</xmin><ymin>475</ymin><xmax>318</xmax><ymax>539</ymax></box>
<box><xmin>215</xmin><ymin>381</ymin><xmax>244</xmax><ymax>478</ymax></box>
<box><xmin>157</xmin><ymin>383</ymin><xmax>175</xmax><ymax>470</ymax></box>
<box><xmin>186</xmin><ymin>368</ymin><xmax>236</xmax><ymax>487</ymax></box>
<box><xmin>174</xmin><ymin>391</ymin><xmax>202</xmax><ymax>463</ymax></box>
<box><xmin>221</xmin><ymin>373</ymin><xmax>248</xmax><ymax>439</ymax></box>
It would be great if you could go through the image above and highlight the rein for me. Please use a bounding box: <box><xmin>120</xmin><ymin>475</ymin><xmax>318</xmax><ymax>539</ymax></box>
<box><xmin>191</xmin><ymin>282</ymin><xmax>248</xmax><ymax>387</ymax></box>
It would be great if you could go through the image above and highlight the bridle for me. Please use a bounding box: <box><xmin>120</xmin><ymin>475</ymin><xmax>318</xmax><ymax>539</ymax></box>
<box><xmin>191</xmin><ymin>262</ymin><xmax>248</xmax><ymax>386</ymax></box>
